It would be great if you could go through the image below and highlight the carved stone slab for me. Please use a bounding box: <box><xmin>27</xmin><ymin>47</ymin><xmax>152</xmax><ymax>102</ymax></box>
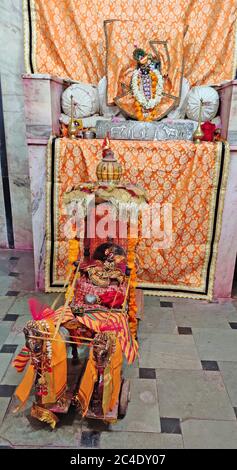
<box><xmin>96</xmin><ymin>119</ymin><xmax>198</xmax><ymax>141</ymax></box>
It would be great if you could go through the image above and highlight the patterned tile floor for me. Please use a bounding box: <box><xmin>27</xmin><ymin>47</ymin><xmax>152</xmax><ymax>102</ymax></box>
<box><xmin>0</xmin><ymin>250</ymin><xmax>237</xmax><ymax>448</ymax></box>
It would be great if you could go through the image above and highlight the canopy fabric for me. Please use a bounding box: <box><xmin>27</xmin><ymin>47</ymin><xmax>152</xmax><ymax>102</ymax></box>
<box><xmin>24</xmin><ymin>0</ymin><xmax>237</xmax><ymax>87</ymax></box>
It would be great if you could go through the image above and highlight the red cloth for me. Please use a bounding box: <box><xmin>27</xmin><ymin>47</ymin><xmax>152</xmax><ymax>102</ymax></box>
<box><xmin>201</xmin><ymin>121</ymin><xmax>216</xmax><ymax>142</ymax></box>
<box><xmin>99</xmin><ymin>290</ymin><xmax>125</xmax><ymax>308</ymax></box>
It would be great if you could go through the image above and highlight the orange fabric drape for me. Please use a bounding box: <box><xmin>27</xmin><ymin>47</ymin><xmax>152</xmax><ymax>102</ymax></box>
<box><xmin>46</xmin><ymin>138</ymin><xmax>229</xmax><ymax>299</ymax></box>
<box><xmin>26</xmin><ymin>0</ymin><xmax>237</xmax><ymax>86</ymax></box>
<box><xmin>77</xmin><ymin>337</ymin><xmax>123</xmax><ymax>417</ymax></box>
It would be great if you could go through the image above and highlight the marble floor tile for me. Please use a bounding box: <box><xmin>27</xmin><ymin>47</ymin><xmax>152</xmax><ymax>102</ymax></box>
<box><xmin>4</xmin><ymin>331</ymin><xmax>25</xmax><ymax>346</ymax></box>
<box><xmin>113</xmin><ymin>378</ymin><xmax>160</xmax><ymax>433</ymax></box>
<box><xmin>10</xmin><ymin>313</ymin><xmax>31</xmax><ymax>332</ymax></box>
<box><xmin>0</xmin><ymin>345</ymin><xmax>17</xmax><ymax>354</ymax></box>
<box><xmin>139</xmin><ymin>308</ymin><xmax>177</xmax><ymax>334</ymax></box>
<box><xmin>1</xmin><ymin>363</ymin><xmax>24</xmax><ymax>386</ymax></box>
<box><xmin>0</xmin><ymin>398</ymin><xmax>11</xmax><ymax>426</ymax></box>
<box><xmin>160</xmin><ymin>417</ymin><xmax>181</xmax><ymax>434</ymax></box>
<box><xmin>218</xmin><ymin>362</ymin><xmax>237</xmax><ymax>407</ymax></box>
<box><xmin>0</xmin><ymin>323</ymin><xmax>13</xmax><ymax>348</ymax></box>
<box><xmin>100</xmin><ymin>431</ymin><xmax>183</xmax><ymax>449</ymax></box>
<box><xmin>221</xmin><ymin>307</ymin><xmax>237</xmax><ymax>322</ymax></box>
<box><xmin>122</xmin><ymin>363</ymin><xmax>139</xmax><ymax>379</ymax></box>
<box><xmin>144</xmin><ymin>295</ymin><xmax>162</xmax><ymax>308</ymax></box>
<box><xmin>201</xmin><ymin>360</ymin><xmax>219</xmax><ymax>371</ymax></box>
<box><xmin>182</xmin><ymin>419</ymin><xmax>237</xmax><ymax>449</ymax></box>
<box><xmin>192</xmin><ymin>328</ymin><xmax>237</xmax><ymax>361</ymax></box>
<box><xmin>139</xmin><ymin>333</ymin><xmax>201</xmax><ymax>370</ymax></box>
<box><xmin>0</xmin><ymin>354</ymin><xmax>13</xmax><ymax>382</ymax></box>
<box><xmin>0</xmin><ymin>276</ymin><xmax>13</xmax><ymax>295</ymax></box>
<box><xmin>0</xmin><ymin>249</ymin><xmax>35</xmax><ymax>292</ymax></box>
<box><xmin>80</xmin><ymin>431</ymin><xmax>100</xmax><ymax>448</ymax></box>
<box><xmin>8</xmin><ymin>291</ymin><xmax>59</xmax><ymax>315</ymax></box>
<box><xmin>0</xmin><ymin>297</ymin><xmax>16</xmax><ymax>319</ymax></box>
<box><xmin>0</xmin><ymin>400</ymin><xmax>82</xmax><ymax>449</ymax></box>
<box><xmin>157</xmin><ymin>370</ymin><xmax>235</xmax><ymax>421</ymax></box>
<box><xmin>174</xmin><ymin>308</ymin><xmax>231</xmax><ymax>329</ymax></box>
<box><xmin>173</xmin><ymin>299</ymin><xmax>237</xmax><ymax>316</ymax></box>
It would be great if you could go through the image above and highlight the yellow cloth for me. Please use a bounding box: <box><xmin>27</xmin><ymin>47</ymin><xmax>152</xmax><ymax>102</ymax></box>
<box><xmin>77</xmin><ymin>349</ymin><xmax>98</xmax><ymax>416</ymax></box>
<box><xmin>15</xmin><ymin>364</ymin><xmax>35</xmax><ymax>405</ymax></box>
<box><xmin>24</xmin><ymin>0</ymin><xmax>236</xmax><ymax>86</ymax></box>
<box><xmin>14</xmin><ymin>320</ymin><xmax>67</xmax><ymax>406</ymax></box>
<box><xmin>103</xmin><ymin>339</ymin><xmax>123</xmax><ymax>414</ymax></box>
<box><xmin>77</xmin><ymin>338</ymin><xmax>123</xmax><ymax>417</ymax></box>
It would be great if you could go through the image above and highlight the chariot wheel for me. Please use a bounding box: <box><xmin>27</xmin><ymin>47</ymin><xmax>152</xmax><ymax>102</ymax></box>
<box><xmin>118</xmin><ymin>379</ymin><xmax>130</xmax><ymax>419</ymax></box>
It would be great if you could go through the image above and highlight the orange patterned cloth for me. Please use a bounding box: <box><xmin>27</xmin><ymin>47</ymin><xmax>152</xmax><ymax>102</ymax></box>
<box><xmin>24</xmin><ymin>0</ymin><xmax>236</xmax><ymax>86</ymax></box>
<box><xmin>46</xmin><ymin>138</ymin><xmax>229</xmax><ymax>299</ymax></box>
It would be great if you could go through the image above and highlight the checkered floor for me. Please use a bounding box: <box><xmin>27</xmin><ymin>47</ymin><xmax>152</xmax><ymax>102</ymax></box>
<box><xmin>0</xmin><ymin>250</ymin><xmax>237</xmax><ymax>448</ymax></box>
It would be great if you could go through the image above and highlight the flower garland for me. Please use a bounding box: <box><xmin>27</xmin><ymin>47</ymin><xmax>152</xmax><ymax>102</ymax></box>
<box><xmin>127</xmin><ymin>229</ymin><xmax>140</xmax><ymax>338</ymax></box>
<box><xmin>132</xmin><ymin>68</ymin><xmax>164</xmax><ymax>121</ymax></box>
<box><xmin>65</xmin><ymin>239</ymin><xmax>80</xmax><ymax>302</ymax></box>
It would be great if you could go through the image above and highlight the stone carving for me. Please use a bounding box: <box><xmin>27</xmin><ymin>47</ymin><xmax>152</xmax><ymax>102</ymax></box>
<box><xmin>96</xmin><ymin>119</ymin><xmax>197</xmax><ymax>141</ymax></box>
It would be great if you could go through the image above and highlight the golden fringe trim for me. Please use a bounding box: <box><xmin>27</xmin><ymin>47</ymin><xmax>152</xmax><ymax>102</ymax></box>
<box><xmin>142</xmin><ymin>290</ymin><xmax>212</xmax><ymax>301</ymax></box>
<box><xmin>54</xmin><ymin>138</ymin><xmax>63</xmax><ymax>285</ymax></box>
<box><xmin>23</xmin><ymin>0</ymin><xmax>30</xmax><ymax>73</ymax></box>
<box><xmin>45</xmin><ymin>136</ymin><xmax>55</xmax><ymax>292</ymax></box>
<box><xmin>206</xmin><ymin>141</ymin><xmax>231</xmax><ymax>300</ymax></box>
<box><xmin>22</xmin><ymin>0</ymin><xmax>37</xmax><ymax>73</ymax></box>
<box><xmin>31</xmin><ymin>403</ymin><xmax>59</xmax><ymax>429</ymax></box>
<box><xmin>233</xmin><ymin>14</ymin><xmax>237</xmax><ymax>79</ymax></box>
<box><xmin>31</xmin><ymin>0</ymin><xmax>37</xmax><ymax>73</ymax></box>
<box><xmin>45</xmin><ymin>137</ymin><xmax>69</xmax><ymax>292</ymax></box>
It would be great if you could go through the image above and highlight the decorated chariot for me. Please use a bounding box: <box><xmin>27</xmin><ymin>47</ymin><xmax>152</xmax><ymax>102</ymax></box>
<box><xmin>12</xmin><ymin>137</ymin><xmax>146</xmax><ymax>428</ymax></box>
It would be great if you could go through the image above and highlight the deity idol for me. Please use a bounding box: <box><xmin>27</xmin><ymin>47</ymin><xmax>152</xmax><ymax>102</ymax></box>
<box><xmin>131</xmin><ymin>47</ymin><xmax>164</xmax><ymax>121</ymax></box>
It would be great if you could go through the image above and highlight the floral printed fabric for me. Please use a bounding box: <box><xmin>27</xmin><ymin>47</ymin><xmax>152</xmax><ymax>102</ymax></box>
<box><xmin>25</xmin><ymin>0</ymin><xmax>237</xmax><ymax>86</ymax></box>
<box><xmin>46</xmin><ymin>138</ymin><xmax>229</xmax><ymax>299</ymax></box>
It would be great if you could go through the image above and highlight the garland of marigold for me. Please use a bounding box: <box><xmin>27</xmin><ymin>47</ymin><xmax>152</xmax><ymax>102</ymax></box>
<box><xmin>65</xmin><ymin>239</ymin><xmax>80</xmax><ymax>302</ymax></box>
<box><xmin>127</xmin><ymin>229</ymin><xmax>140</xmax><ymax>338</ymax></box>
<box><xmin>134</xmin><ymin>72</ymin><xmax>158</xmax><ymax>122</ymax></box>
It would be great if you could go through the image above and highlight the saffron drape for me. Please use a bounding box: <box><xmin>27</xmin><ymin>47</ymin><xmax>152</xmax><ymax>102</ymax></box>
<box><xmin>46</xmin><ymin>138</ymin><xmax>229</xmax><ymax>300</ymax></box>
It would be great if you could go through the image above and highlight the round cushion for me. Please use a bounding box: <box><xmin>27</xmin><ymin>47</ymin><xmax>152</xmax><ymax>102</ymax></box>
<box><xmin>168</xmin><ymin>77</ymin><xmax>190</xmax><ymax>120</ymax></box>
<box><xmin>62</xmin><ymin>83</ymin><xmax>100</xmax><ymax>118</ymax></box>
<box><xmin>186</xmin><ymin>86</ymin><xmax>219</xmax><ymax>122</ymax></box>
<box><xmin>98</xmin><ymin>76</ymin><xmax>120</xmax><ymax>117</ymax></box>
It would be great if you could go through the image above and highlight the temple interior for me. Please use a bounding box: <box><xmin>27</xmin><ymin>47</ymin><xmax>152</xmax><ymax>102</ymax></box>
<box><xmin>0</xmin><ymin>0</ymin><xmax>237</xmax><ymax>451</ymax></box>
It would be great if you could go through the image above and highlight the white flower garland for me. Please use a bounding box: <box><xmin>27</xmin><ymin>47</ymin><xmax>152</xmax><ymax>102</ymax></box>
<box><xmin>131</xmin><ymin>68</ymin><xmax>164</xmax><ymax>110</ymax></box>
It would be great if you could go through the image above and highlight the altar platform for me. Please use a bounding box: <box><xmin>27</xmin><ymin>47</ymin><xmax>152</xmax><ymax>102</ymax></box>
<box><xmin>23</xmin><ymin>74</ymin><xmax>237</xmax><ymax>300</ymax></box>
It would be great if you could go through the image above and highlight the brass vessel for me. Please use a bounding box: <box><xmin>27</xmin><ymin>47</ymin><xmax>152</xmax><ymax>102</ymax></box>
<box><xmin>193</xmin><ymin>98</ymin><xmax>204</xmax><ymax>144</ymax></box>
<box><xmin>96</xmin><ymin>136</ymin><xmax>122</xmax><ymax>183</ymax></box>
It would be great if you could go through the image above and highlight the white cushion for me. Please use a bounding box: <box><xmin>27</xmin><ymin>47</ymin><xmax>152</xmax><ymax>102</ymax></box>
<box><xmin>168</xmin><ymin>77</ymin><xmax>190</xmax><ymax>120</ymax></box>
<box><xmin>98</xmin><ymin>76</ymin><xmax>120</xmax><ymax>117</ymax></box>
<box><xmin>62</xmin><ymin>83</ymin><xmax>100</xmax><ymax>118</ymax></box>
<box><xmin>186</xmin><ymin>86</ymin><xmax>219</xmax><ymax>122</ymax></box>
